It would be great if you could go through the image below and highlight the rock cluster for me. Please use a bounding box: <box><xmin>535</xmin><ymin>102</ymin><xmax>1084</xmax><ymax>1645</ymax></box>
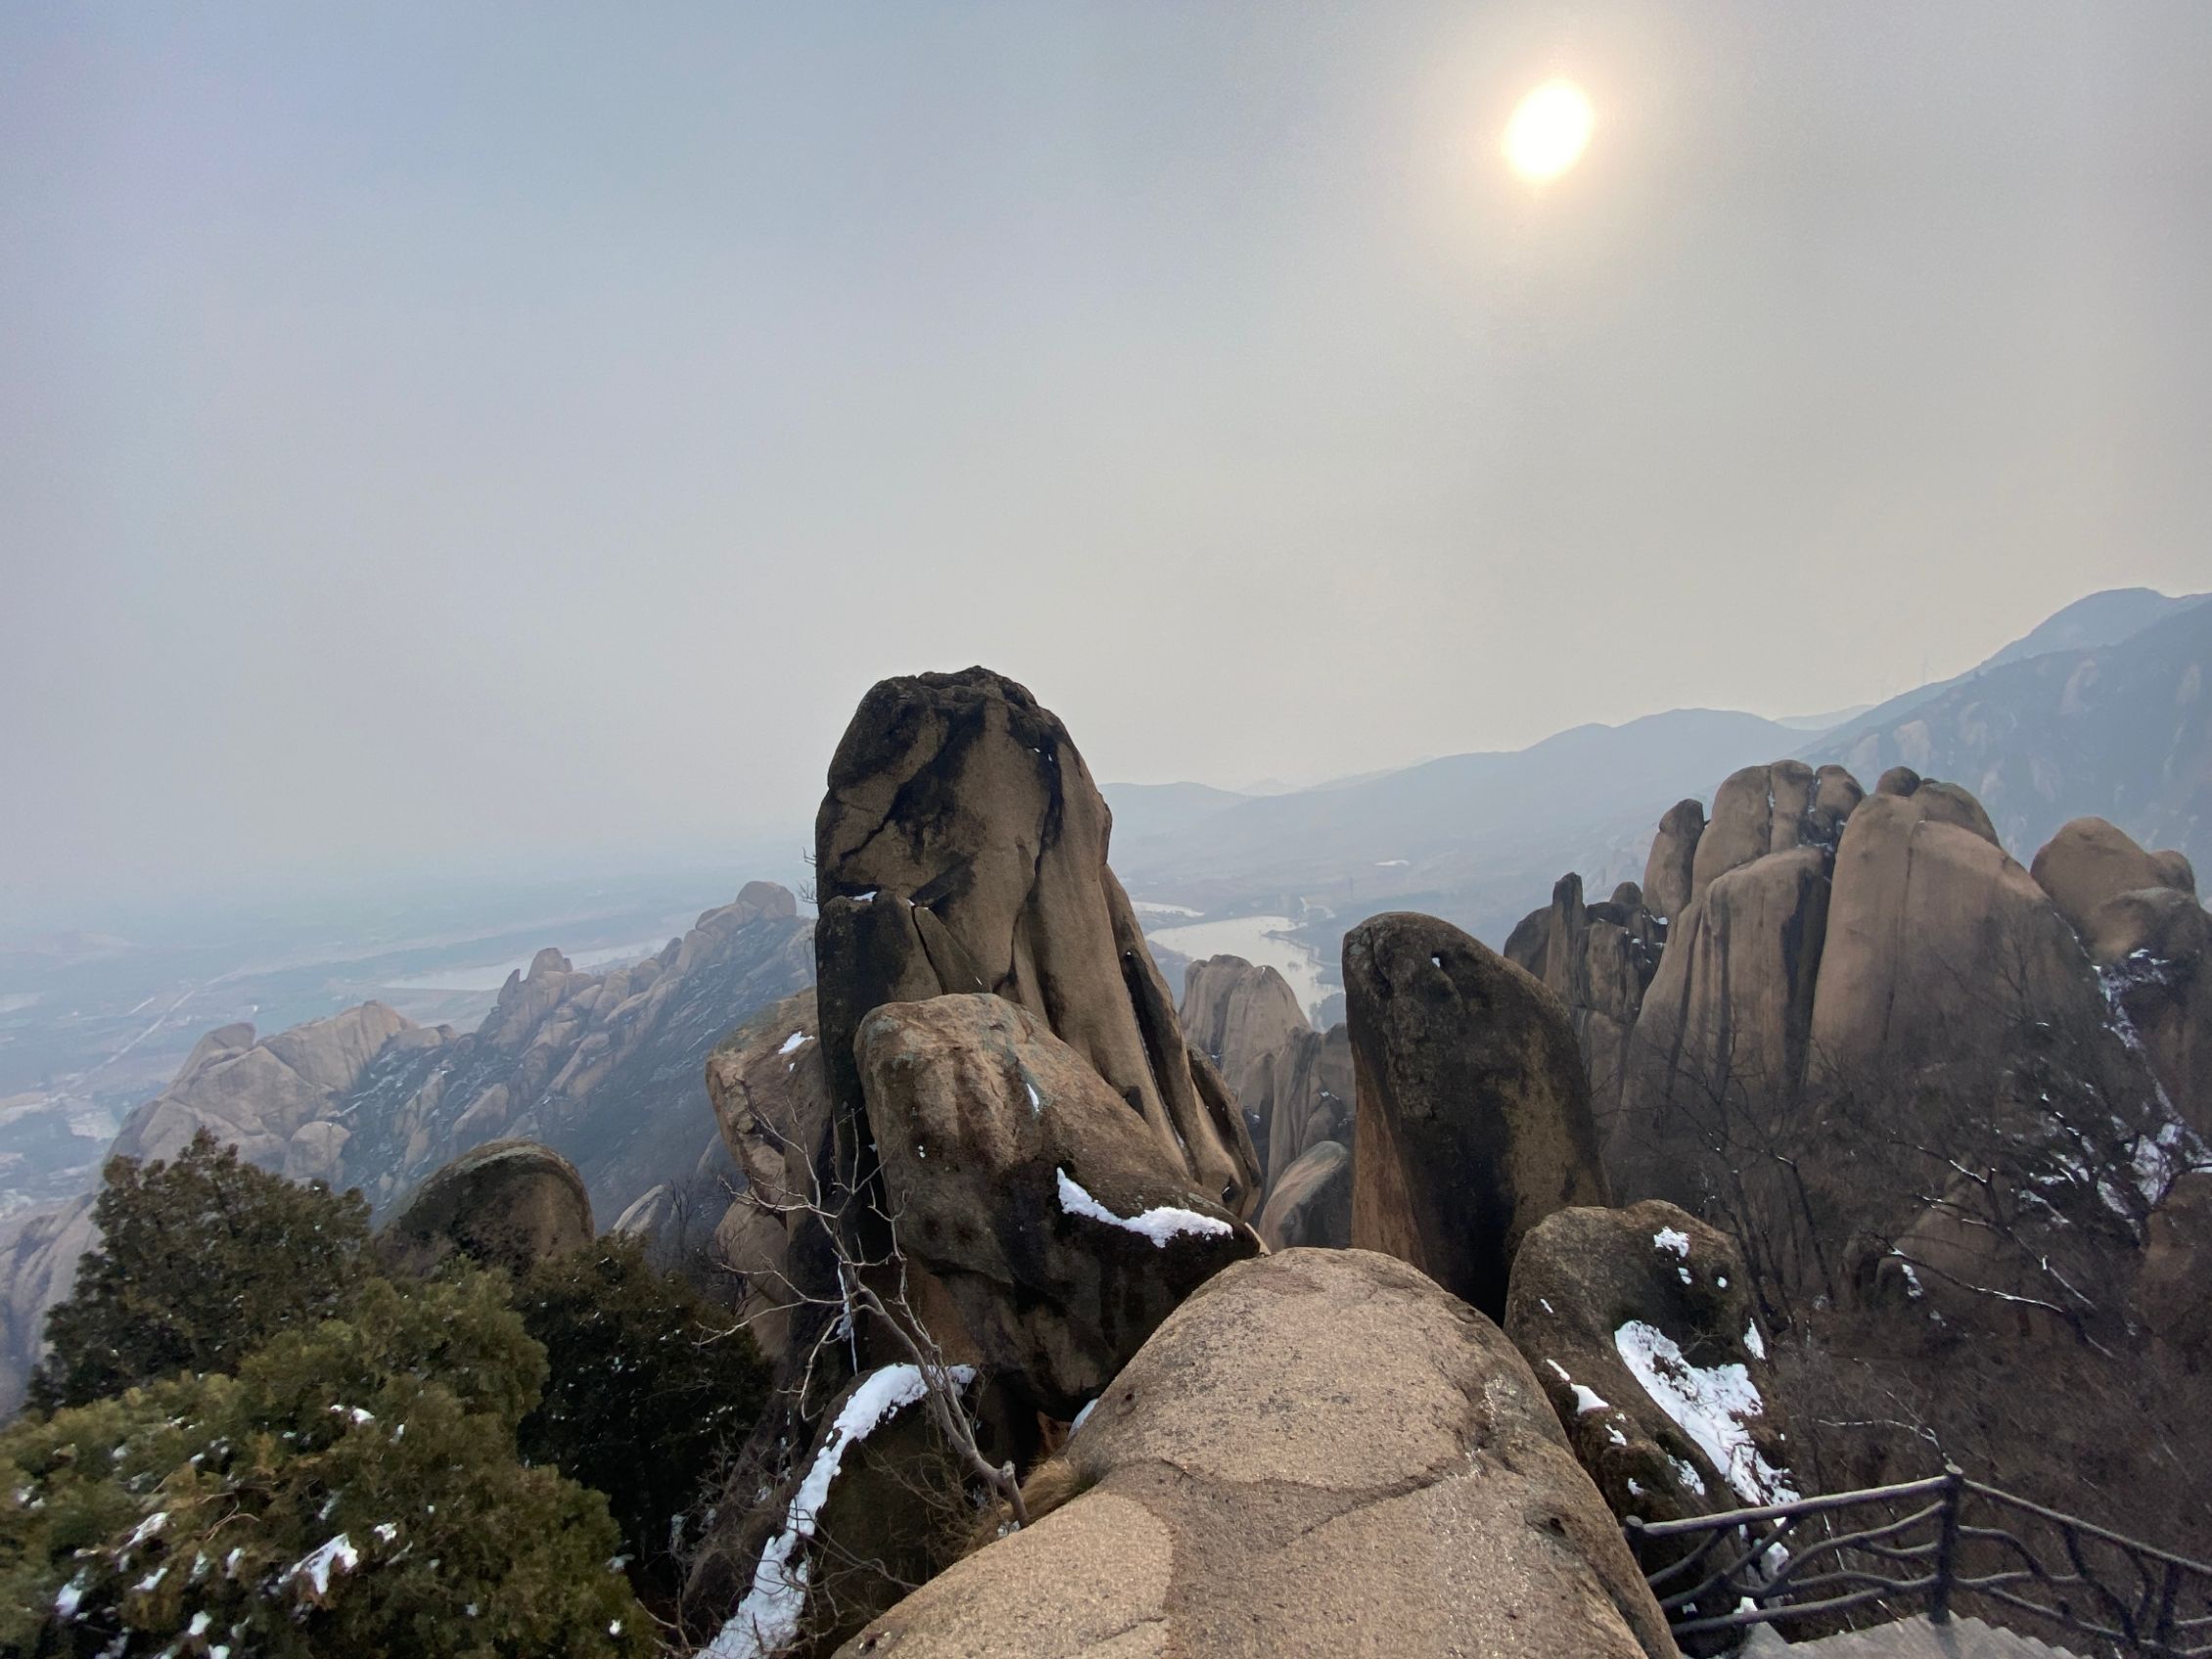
<box><xmin>1177</xmin><ymin>953</ymin><xmax>1354</xmax><ymax>1245</ymax></box>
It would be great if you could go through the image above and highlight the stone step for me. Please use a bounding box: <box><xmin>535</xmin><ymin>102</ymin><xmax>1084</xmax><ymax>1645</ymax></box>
<box><xmin>1736</xmin><ymin>1612</ymin><xmax>2081</xmax><ymax>1658</ymax></box>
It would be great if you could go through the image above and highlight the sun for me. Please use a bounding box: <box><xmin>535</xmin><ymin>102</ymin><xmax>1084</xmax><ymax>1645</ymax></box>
<box><xmin>1504</xmin><ymin>80</ymin><xmax>1594</xmax><ymax>182</ymax></box>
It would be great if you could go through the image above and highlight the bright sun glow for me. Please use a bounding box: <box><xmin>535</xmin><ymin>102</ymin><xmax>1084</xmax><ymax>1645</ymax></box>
<box><xmin>1504</xmin><ymin>80</ymin><xmax>1594</xmax><ymax>182</ymax></box>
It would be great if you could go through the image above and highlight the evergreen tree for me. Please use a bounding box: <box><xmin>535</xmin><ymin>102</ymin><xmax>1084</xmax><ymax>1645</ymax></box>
<box><xmin>31</xmin><ymin>1132</ymin><xmax>371</xmax><ymax>1412</ymax></box>
<box><xmin>0</xmin><ymin>1268</ymin><xmax>651</xmax><ymax>1658</ymax></box>
<box><xmin>515</xmin><ymin>1235</ymin><xmax>771</xmax><ymax>1610</ymax></box>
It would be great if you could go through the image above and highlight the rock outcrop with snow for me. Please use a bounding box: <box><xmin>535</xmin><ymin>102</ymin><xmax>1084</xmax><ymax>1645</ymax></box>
<box><xmin>855</xmin><ymin>993</ymin><xmax>1260</xmax><ymax>1418</ymax></box>
<box><xmin>833</xmin><ymin>1249</ymin><xmax>1676</xmax><ymax>1659</ymax></box>
<box><xmin>1507</xmin><ymin>1201</ymin><xmax>1795</xmax><ymax>1542</ymax></box>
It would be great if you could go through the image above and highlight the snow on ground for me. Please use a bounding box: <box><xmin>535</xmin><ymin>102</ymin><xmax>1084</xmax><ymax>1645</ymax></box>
<box><xmin>1056</xmin><ymin>1168</ymin><xmax>1232</xmax><ymax>1247</ymax></box>
<box><xmin>1614</xmin><ymin>1321</ymin><xmax>1796</xmax><ymax>1505</ymax></box>
<box><xmin>705</xmin><ymin>1363</ymin><xmax>975</xmax><ymax>1659</ymax></box>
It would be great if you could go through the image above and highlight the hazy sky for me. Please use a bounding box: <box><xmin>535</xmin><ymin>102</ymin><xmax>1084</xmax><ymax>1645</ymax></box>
<box><xmin>7</xmin><ymin>2</ymin><xmax>2212</xmax><ymax>916</ymax></box>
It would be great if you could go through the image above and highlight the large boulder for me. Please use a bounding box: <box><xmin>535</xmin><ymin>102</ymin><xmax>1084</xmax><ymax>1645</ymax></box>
<box><xmin>1179</xmin><ymin>955</ymin><xmax>1312</xmax><ymax>1179</ymax></box>
<box><xmin>1254</xmin><ymin>1138</ymin><xmax>1352</xmax><ymax>1251</ymax></box>
<box><xmin>855</xmin><ymin>994</ymin><xmax>1260</xmax><ymax>1418</ymax></box>
<box><xmin>2030</xmin><ymin>817</ymin><xmax>2193</xmax><ymax>937</ymax></box>
<box><xmin>1344</xmin><ymin>912</ymin><xmax>1610</xmax><ymax>1321</ymax></box>
<box><xmin>2029</xmin><ymin>819</ymin><xmax>2212</xmax><ymax>1133</ymax></box>
<box><xmin>1505</xmin><ymin>873</ymin><xmax>1663</xmax><ymax>1126</ymax></box>
<box><xmin>1506</xmin><ymin>1201</ymin><xmax>1796</xmax><ymax>1533</ymax></box>
<box><xmin>814</xmin><ymin>670</ymin><xmax>1259</xmax><ymax>1221</ymax></box>
<box><xmin>833</xmin><ymin>1249</ymin><xmax>1676</xmax><ymax>1659</ymax></box>
<box><xmin>376</xmin><ymin>1139</ymin><xmax>593</xmax><ymax>1278</ymax></box>
<box><xmin>1808</xmin><ymin>791</ymin><xmax>2105</xmax><ymax>1084</ymax></box>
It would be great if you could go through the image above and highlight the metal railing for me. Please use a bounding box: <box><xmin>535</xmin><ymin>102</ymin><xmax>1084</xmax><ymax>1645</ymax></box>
<box><xmin>1622</xmin><ymin>1465</ymin><xmax>2212</xmax><ymax>1656</ymax></box>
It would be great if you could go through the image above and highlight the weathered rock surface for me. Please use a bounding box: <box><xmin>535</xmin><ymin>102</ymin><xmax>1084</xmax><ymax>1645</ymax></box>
<box><xmin>376</xmin><ymin>1139</ymin><xmax>594</xmax><ymax>1278</ymax></box>
<box><xmin>1506</xmin><ymin>873</ymin><xmax>1664</xmax><ymax>1126</ymax></box>
<box><xmin>1619</xmin><ymin>845</ymin><xmax>1831</xmax><ymax>1147</ymax></box>
<box><xmin>1809</xmin><ymin>794</ymin><xmax>2104</xmax><ymax>1083</ymax></box>
<box><xmin>1253</xmin><ymin>1138</ymin><xmax>1352</xmax><ymax>1251</ymax></box>
<box><xmin>1178</xmin><ymin>955</ymin><xmax>1311</xmax><ymax>1180</ymax></box>
<box><xmin>813</xmin><ymin>670</ymin><xmax>1259</xmax><ymax>1222</ymax></box>
<box><xmin>1688</xmin><ymin>762</ymin><xmax>1860</xmax><ymax>909</ymax></box>
<box><xmin>1645</xmin><ymin>799</ymin><xmax>1706</xmax><ymax>924</ymax></box>
<box><xmin>1345</xmin><ymin>912</ymin><xmax>1610</xmax><ymax>1320</ymax></box>
<box><xmin>2141</xmin><ymin>1171</ymin><xmax>2212</xmax><ymax>1363</ymax></box>
<box><xmin>2027</xmin><ymin>818</ymin><xmax>2212</xmax><ymax>1132</ymax></box>
<box><xmin>856</xmin><ymin>993</ymin><xmax>1260</xmax><ymax>1417</ymax></box>
<box><xmin>2031</xmin><ymin>817</ymin><xmax>2193</xmax><ymax>938</ymax></box>
<box><xmin>0</xmin><ymin>1194</ymin><xmax>98</xmax><ymax>1415</ymax></box>
<box><xmin>1507</xmin><ymin>1201</ymin><xmax>1795</xmax><ymax>1534</ymax></box>
<box><xmin>111</xmin><ymin>1003</ymin><xmax>414</xmax><ymax>1173</ymax></box>
<box><xmin>1260</xmin><ymin>1020</ymin><xmax>1355</xmax><ymax>1188</ymax></box>
<box><xmin>834</xmin><ymin>1249</ymin><xmax>1676</xmax><ymax>1659</ymax></box>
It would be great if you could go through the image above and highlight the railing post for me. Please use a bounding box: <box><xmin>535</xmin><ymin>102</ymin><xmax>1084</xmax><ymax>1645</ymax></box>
<box><xmin>1929</xmin><ymin>1463</ymin><xmax>1965</xmax><ymax>1627</ymax></box>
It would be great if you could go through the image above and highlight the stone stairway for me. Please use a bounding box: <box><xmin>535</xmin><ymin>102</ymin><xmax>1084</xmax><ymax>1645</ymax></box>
<box><xmin>1738</xmin><ymin>1614</ymin><xmax>2084</xmax><ymax>1657</ymax></box>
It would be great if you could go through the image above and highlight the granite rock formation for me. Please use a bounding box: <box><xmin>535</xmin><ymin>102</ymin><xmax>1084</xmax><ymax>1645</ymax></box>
<box><xmin>1345</xmin><ymin>912</ymin><xmax>1611</xmax><ymax>1320</ymax></box>
<box><xmin>812</xmin><ymin>670</ymin><xmax>1259</xmax><ymax>1223</ymax></box>
<box><xmin>833</xmin><ymin>1249</ymin><xmax>1676</xmax><ymax>1659</ymax></box>
<box><xmin>855</xmin><ymin>993</ymin><xmax>1260</xmax><ymax>1418</ymax></box>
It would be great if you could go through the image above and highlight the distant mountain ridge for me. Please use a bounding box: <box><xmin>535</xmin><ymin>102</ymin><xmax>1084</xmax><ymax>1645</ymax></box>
<box><xmin>1106</xmin><ymin>586</ymin><xmax>2212</xmax><ymax>960</ymax></box>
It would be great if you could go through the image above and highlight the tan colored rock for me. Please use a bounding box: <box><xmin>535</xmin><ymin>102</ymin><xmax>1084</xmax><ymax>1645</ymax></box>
<box><xmin>1619</xmin><ymin>846</ymin><xmax>1831</xmax><ymax>1145</ymax></box>
<box><xmin>1261</xmin><ymin>1022</ymin><xmax>1354</xmax><ymax>1188</ymax></box>
<box><xmin>1809</xmin><ymin>793</ymin><xmax>2103</xmax><ymax>1083</ymax></box>
<box><xmin>1645</xmin><ymin>799</ymin><xmax>1705</xmax><ymax>923</ymax></box>
<box><xmin>1345</xmin><ymin>912</ymin><xmax>1610</xmax><ymax>1321</ymax></box>
<box><xmin>112</xmin><ymin>1003</ymin><xmax>415</xmax><ymax>1172</ymax></box>
<box><xmin>856</xmin><ymin>993</ymin><xmax>1260</xmax><ymax>1417</ymax></box>
<box><xmin>706</xmin><ymin>988</ymin><xmax>831</xmax><ymax>1208</ymax></box>
<box><xmin>2031</xmin><ymin>816</ymin><xmax>2196</xmax><ymax>939</ymax></box>
<box><xmin>814</xmin><ymin>670</ymin><xmax>1259</xmax><ymax>1222</ymax></box>
<box><xmin>1179</xmin><ymin>956</ymin><xmax>1311</xmax><ymax>1178</ymax></box>
<box><xmin>377</xmin><ymin>1139</ymin><xmax>593</xmax><ymax>1278</ymax></box>
<box><xmin>1689</xmin><ymin>761</ymin><xmax>1861</xmax><ymax>906</ymax></box>
<box><xmin>711</xmin><ymin>1197</ymin><xmax>797</xmax><ymax>1365</ymax></box>
<box><xmin>1507</xmin><ymin>1202</ymin><xmax>1795</xmax><ymax>1538</ymax></box>
<box><xmin>835</xmin><ymin>1250</ymin><xmax>1674</xmax><ymax>1659</ymax></box>
<box><xmin>1253</xmin><ymin>1138</ymin><xmax>1351</xmax><ymax>1250</ymax></box>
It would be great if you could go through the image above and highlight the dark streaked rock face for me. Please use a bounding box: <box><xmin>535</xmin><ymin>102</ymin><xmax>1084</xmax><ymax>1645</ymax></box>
<box><xmin>1507</xmin><ymin>1200</ymin><xmax>1796</xmax><ymax>1532</ymax></box>
<box><xmin>855</xmin><ymin>992</ymin><xmax>1259</xmax><ymax>1419</ymax></box>
<box><xmin>812</xmin><ymin>668</ymin><xmax>1259</xmax><ymax>1222</ymax></box>
<box><xmin>1344</xmin><ymin>911</ymin><xmax>1609</xmax><ymax>1321</ymax></box>
<box><xmin>376</xmin><ymin>1138</ymin><xmax>593</xmax><ymax>1278</ymax></box>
